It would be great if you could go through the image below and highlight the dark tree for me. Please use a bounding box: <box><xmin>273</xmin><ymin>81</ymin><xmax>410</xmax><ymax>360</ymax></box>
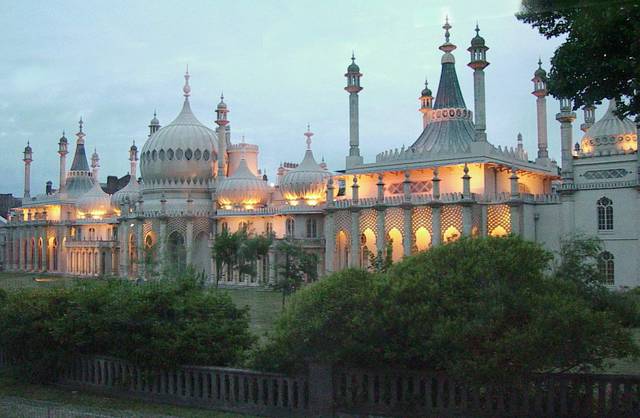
<box><xmin>517</xmin><ymin>0</ymin><xmax>640</xmax><ymax>120</ymax></box>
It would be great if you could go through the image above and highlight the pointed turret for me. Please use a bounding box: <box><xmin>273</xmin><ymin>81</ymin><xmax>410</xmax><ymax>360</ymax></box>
<box><xmin>58</xmin><ymin>131</ymin><xmax>68</xmax><ymax>192</ymax></box>
<box><xmin>532</xmin><ymin>59</ymin><xmax>549</xmax><ymax>161</ymax></box>
<box><xmin>148</xmin><ymin>110</ymin><xmax>160</xmax><ymax>137</ymax></box>
<box><xmin>65</xmin><ymin>118</ymin><xmax>94</xmax><ymax>197</ymax></box>
<box><xmin>215</xmin><ymin>93</ymin><xmax>229</xmax><ymax>178</ymax></box>
<box><xmin>91</xmin><ymin>148</ymin><xmax>100</xmax><ymax>181</ymax></box>
<box><xmin>411</xmin><ymin>18</ymin><xmax>475</xmax><ymax>155</ymax></box>
<box><xmin>70</xmin><ymin>118</ymin><xmax>90</xmax><ymax>172</ymax></box>
<box><xmin>345</xmin><ymin>52</ymin><xmax>364</xmax><ymax>169</ymax></box>
<box><xmin>129</xmin><ymin>141</ymin><xmax>138</xmax><ymax>179</ymax></box>
<box><xmin>23</xmin><ymin>141</ymin><xmax>33</xmax><ymax>199</ymax></box>
<box><xmin>581</xmin><ymin>104</ymin><xmax>596</xmax><ymax>133</ymax></box>
<box><xmin>419</xmin><ymin>78</ymin><xmax>433</xmax><ymax>129</ymax></box>
<box><xmin>468</xmin><ymin>23</ymin><xmax>489</xmax><ymax>142</ymax></box>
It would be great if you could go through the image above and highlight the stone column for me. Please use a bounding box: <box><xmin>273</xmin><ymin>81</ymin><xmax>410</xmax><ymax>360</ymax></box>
<box><xmin>118</xmin><ymin>222</ymin><xmax>129</xmax><ymax>278</ymax></box>
<box><xmin>158</xmin><ymin>219</ymin><xmax>167</xmax><ymax>276</ymax></box>
<box><xmin>375</xmin><ymin>208</ymin><xmax>385</xmax><ymax>254</ymax></box>
<box><xmin>349</xmin><ymin>209</ymin><xmax>360</xmax><ymax>268</ymax></box>
<box><xmin>136</xmin><ymin>221</ymin><xmax>144</xmax><ymax>278</ymax></box>
<box><xmin>185</xmin><ymin>219</ymin><xmax>194</xmax><ymax>266</ymax></box>
<box><xmin>324</xmin><ymin>211</ymin><xmax>335</xmax><ymax>274</ymax></box>
<box><xmin>41</xmin><ymin>229</ymin><xmax>48</xmax><ymax>272</ymax></box>
<box><xmin>431</xmin><ymin>204</ymin><xmax>442</xmax><ymax>246</ymax></box>
<box><xmin>402</xmin><ymin>205</ymin><xmax>412</xmax><ymax>257</ymax></box>
<box><xmin>268</xmin><ymin>249</ymin><xmax>276</xmax><ymax>284</ymax></box>
<box><xmin>462</xmin><ymin>205</ymin><xmax>472</xmax><ymax>236</ymax></box>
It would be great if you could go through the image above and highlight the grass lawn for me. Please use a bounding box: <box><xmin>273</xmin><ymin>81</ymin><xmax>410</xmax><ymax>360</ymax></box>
<box><xmin>220</xmin><ymin>288</ymin><xmax>282</xmax><ymax>337</ymax></box>
<box><xmin>0</xmin><ymin>372</ymin><xmax>255</xmax><ymax>417</ymax></box>
<box><xmin>0</xmin><ymin>272</ymin><xmax>76</xmax><ymax>291</ymax></box>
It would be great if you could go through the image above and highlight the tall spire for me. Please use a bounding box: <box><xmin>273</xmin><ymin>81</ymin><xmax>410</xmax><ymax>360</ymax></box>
<box><xmin>76</xmin><ymin>117</ymin><xmax>85</xmax><ymax>144</ymax></box>
<box><xmin>70</xmin><ymin>117</ymin><xmax>90</xmax><ymax>172</ymax></box>
<box><xmin>468</xmin><ymin>22</ymin><xmax>489</xmax><ymax>142</ymax></box>
<box><xmin>345</xmin><ymin>52</ymin><xmax>364</xmax><ymax>169</ymax></box>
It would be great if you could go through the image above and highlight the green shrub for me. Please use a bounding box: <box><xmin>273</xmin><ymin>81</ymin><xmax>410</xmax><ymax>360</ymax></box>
<box><xmin>0</xmin><ymin>272</ymin><xmax>255</xmax><ymax>383</ymax></box>
<box><xmin>254</xmin><ymin>236</ymin><xmax>638</xmax><ymax>382</ymax></box>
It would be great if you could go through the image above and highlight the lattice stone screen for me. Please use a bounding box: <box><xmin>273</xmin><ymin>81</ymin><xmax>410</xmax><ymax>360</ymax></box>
<box><xmin>334</xmin><ymin>210</ymin><xmax>352</xmax><ymax>241</ymax></box>
<box><xmin>384</xmin><ymin>207</ymin><xmax>404</xmax><ymax>235</ymax></box>
<box><xmin>411</xmin><ymin>206</ymin><xmax>433</xmax><ymax>236</ymax></box>
<box><xmin>167</xmin><ymin>217</ymin><xmax>186</xmax><ymax>238</ymax></box>
<box><xmin>487</xmin><ymin>204</ymin><xmax>511</xmax><ymax>236</ymax></box>
<box><xmin>441</xmin><ymin>205</ymin><xmax>463</xmax><ymax>242</ymax></box>
<box><xmin>359</xmin><ymin>209</ymin><xmax>377</xmax><ymax>234</ymax></box>
<box><xmin>193</xmin><ymin>217</ymin><xmax>210</xmax><ymax>237</ymax></box>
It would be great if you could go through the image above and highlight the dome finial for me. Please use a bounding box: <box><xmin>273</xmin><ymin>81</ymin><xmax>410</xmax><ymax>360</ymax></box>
<box><xmin>304</xmin><ymin>123</ymin><xmax>314</xmax><ymax>149</ymax></box>
<box><xmin>351</xmin><ymin>50</ymin><xmax>355</xmax><ymax>62</ymax></box>
<box><xmin>443</xmin><ymin>15</ymin><xmax>451</xmax><ymax>43</ymax></box>
<box><xmin>78</xmin><ymin>117</ymin><xmax>83</xmax><ymax>133</ymax></box>
<box><xmin>76</xmin><ymin>117</ymin><xmax>86</xmax><ymax>144</ymax></box>
<box><xmin>475</xmin><ymin>21</ymin><xmax>480</xmax><ymax>35</ymax></box>
<box><xmin>183</xmin><ymin>65</ymin><xmax>191</xmax><ymax>98</ymax></box>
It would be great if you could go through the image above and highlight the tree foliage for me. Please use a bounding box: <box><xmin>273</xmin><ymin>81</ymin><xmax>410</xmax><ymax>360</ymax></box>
<box><xmin>212</xmin><ymin>228</ymin><xmax>272</xmax><ymax>286</ymax></box>
<box><xmin>254</xmin><ymin>236</ymin><xmax>638</xmax><ymax>382</ymax></box>
<box><xmin>0</xmin><ymin>271</ymin><xmax>255</xmax><ymax>383</ymax></box>
<box><xmin>517</xmin><ymin>0</ymin><xmax>640</xmax><ymax>120</ymax></box>
<box><xmin>273</xmin><ymin>240</ymin><xmax>319</xmax><ymax>308</ymax></box>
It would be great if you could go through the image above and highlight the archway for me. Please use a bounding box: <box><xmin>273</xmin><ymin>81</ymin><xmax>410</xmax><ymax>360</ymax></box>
<box><xmin>193</xmin><ymin>232</ymin><xmax>211</xmax><ymax>279</ymax></box>
<box><xmin>415</xmin><ymin>227</ymin><xmax>431</xmax><ymax>252</ymax></box>
<box><xmin>144</xmin><ymin>233</ymin><xmax>156</xmax><ymax>275</ymax></box>
<box><xmin>128</xmin><ymin>233</ymin><xmax>137</xmax><ymax>277</ymax></box>
<box><xmin>490</xmin><ymin>225</ymin><xmax>508</xmax><ymax>237</ymax></box>
<box><xmin>336</xmin><ymin>230</ymin><xmax>349</xmax><ymax>271</ymax></box>
<box><xmin>443</xmin><ymin>226</ymin><xmax>461</xmax><ymax>243</ymax></box>
<box><xmin>360</xmin><ymin>228</ymin><xmax>376</xmax><ymax>269</ymax></box>
<box><xmin>49</xmin><ymin>237</ymin><xmax>58</xmax><ymax>271</ymax></box>
<box><xmin>387</xmin><ymin>228</ymin><xmax>403</xmax><ymax>262</ymax></box>
<box><xmin>168</xmin><ymin>231</ymin><xmax>186</xmax><ymax>273</ymax></box>
<box><xmin>30</xmin><ymin>238</ymin><xmax>35</xmax><ymax>270</ymax></box>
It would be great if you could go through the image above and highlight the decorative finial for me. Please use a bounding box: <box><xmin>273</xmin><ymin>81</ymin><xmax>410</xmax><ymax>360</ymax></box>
<box><xmin>425</xmin><ymin>77</ymin><xmax>429</xmax><ymax>88</ymax></box>
<box><xmin>304</xmin><ymin>124</ymin><xmax>314</xmax><ymax>149</ymax></box>
<box><xmin>183</xmin><ymin>66</ymin><xmax>191</xmax><ymax>98</ymax></box>
<box><xmin>220</xmin><ymin>91</ymin><xmax>224</xmax><ymax>101</ymax></box>
<box><xmin>132</xmin><ymin>139</ymin><xmax>136</xmax><ymax>146</ymax></box>
<box><xmin>538</xmin><ymin>57</ymin><xmax>542</xmax><ymax>68</ymax></box>
<box><xmin>517</xmin><ymin>132</ymin><xmax>523</xmax><ymax>142</ymax></box>
<box><xmin>475</xmin><ymin>22</ymin><xmax>479</xmax><ymax>35</ymax></box>
<box><xmin>463</xmin><ymin>162</ymin><xmax>469</xmax><ymax>174</ymax></box>
<box><xmin>78</xmin><ymin>117</ymin><xmax>83</xmax><ymax>133</ymax></box>
<box><xmin>153</xmin><ymin>109</ymin><xmax>157</xmax><ymax>117</ymax></box>
<box><xmin>62</xmin><ymin>130</ymin><xmax>65</xmax><ymax>136</ymax></box>
<box><xmin>443</xmin><ymin>15</ymin><xmax>451</xmax><ymax>43</ymax></box>
<box><xmin>351</xmin><ymin>51</ymin><xmax>355</xmax><ymax>62</ymax></box>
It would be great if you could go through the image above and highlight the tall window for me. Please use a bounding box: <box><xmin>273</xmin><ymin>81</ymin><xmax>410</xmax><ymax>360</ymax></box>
<box><xmin>597</xmin><ymin>197</ymin><xmax>613</xmax><ymax>230</ymax></box>
<box><xmin>306</xmin><ymin>219</ymin><xmax>317</xmax><ymax>238</ymax></box>
<box><xmin>265</xmin><ymin>221</ymin><xmax>274</xmax><ymax>236</ymax></box>
<box><xmin>598</xmin><ymin>251</ymin><xmax>615</xmax><ymax>285</ymax></box>
<box><xmin>286</xmin><ymin>218</ymin><xmax>295</xmax><ymax>237</ymax></box>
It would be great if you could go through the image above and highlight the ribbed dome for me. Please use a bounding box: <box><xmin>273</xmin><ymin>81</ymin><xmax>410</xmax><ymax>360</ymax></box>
<box><xmin>110</xmin><ymin>176</ymin><xmax>141</xmax><ymax>209</ymax></box>
<box><xmin>140</xmin><ymin>99</ymin><xmax>218</xmax><ymax>185</ymax></box>
<box><xmin>217</xmin><ymin>159</ymin><xmax>270</xmax><ymax>208</ymax></box>
<box><xmin>581</xmin><ymin>100</ymin><xmax>637</xmax><ymax>156</ymax></box>
<box><xmin>77</xmin><ymin>181</ymin><xmax>114</xmax><ymax>217</ymax></box>
<box><xmin>280</xmin><ymin>149</ymin><xmax>330</xmax><ymax>204</ymax></box>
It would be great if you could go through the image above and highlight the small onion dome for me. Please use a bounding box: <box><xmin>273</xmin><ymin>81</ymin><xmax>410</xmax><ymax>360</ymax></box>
<box><xmin>470</xmin><ymin>24</ymin><xmax>485</xmax><ymax>47</ymax></box>
<box><xmin>347</xmin><ymin>53</ymin><xmax>360</xmax><ymax>73</ymax></box>
<box><xmin>580</xmin><ymin>99</ymin><xmax>637</xmax><ymax>155</ymax></box>
<box><xmin>77</xmin><ymin>180</ymin><xmax>114</xmax><ymax>217</ymax></box>
<box><xmin>280</xmin><ymin>148</ymin><xmax>330</xmax><ymax>204</ymax></box>
<box><xmin>59</xmin><ymin>132</ymin><xmax>68</xmax><ymax>144</ymax></box>
<box><xmin>421</xmin><ymin>80</ymin><xmax>432</xmax><ymax>97</ymax></box>
<box><xmin>149</xmin><ymin>113</ymin><xmax>160</xmax><ymax>127</ymax></box>
<box><xmin>534</xmin><ymin>59</ymin><xmax>547</xmax><ymax>78</ymax></box>
<box><xmin>110</xmin><ymin>175</ymin><xmax>141</xmax><ymax>209</ymax></box>
<box><xmin>24</xmin><ymin>142</ymin><xmax>32</xmax><ymax>153</ymax></box>
<box><xmin>217</xmin><ymin>95</ymin><xmax>228</xmax><ymax>110</ymax></box>
<box><xmin>217</xmin><ymin>159</ymin><xmax>269</xmax><ymax>208</ymax></box>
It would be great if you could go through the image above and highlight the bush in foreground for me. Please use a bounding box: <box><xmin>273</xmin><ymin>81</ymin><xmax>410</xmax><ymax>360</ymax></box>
<box><xmin>0</xmin><ymin>272</ymin><xmax>254</xmax><ymax>383</ymax></box>
<box><xmin>253</xmin><ymin>236</ymin><xmax>638</xmax><ymax>382</ymax></box>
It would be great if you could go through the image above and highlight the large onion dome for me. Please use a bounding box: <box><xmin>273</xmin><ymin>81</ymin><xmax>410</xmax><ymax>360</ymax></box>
<box><xmin>77</xmin><ymin>181</ymin><xmax>114</xmax><ymax>218</ymax></box>
<box><xmin>280</xmin><ymin>147</ymin><xmax>330</xmax><ymax>205</ymax></box>
<box><xmin>217</xmin><ymin>158</ymin><xmax>270</xmax><ymax>209</ymax></box>
<box><xmin>110</xmin><ymin>176</ymin><xmax>141</xmax><ymax>209</ymax></box>
<box><xmin>580</xmin><ymin>100</ymin><xmax>637</xmax><ymax>156</ymax></box>
<box><xmin>140</xmin><ymin>71</ymin><xmax>217</xmax><ymax>187</ymax></box>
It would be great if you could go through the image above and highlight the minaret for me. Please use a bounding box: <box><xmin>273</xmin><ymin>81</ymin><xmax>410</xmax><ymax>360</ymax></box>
<box><xmin>23</xmin><ymin>141</ymin><xmax>33</xmax><ymax>199</ymax></box>
<box><xmin>91</xmin><ymin>148</ymin><xmax>100</xmax><ymax>181</ymax></box>
<box><xmin>419</xmin><ymin>78</ymin><xmax>433</xmax><ymax>129</ymax></box>
<box><xmin>129</xmin><ymin>141</ymin><xmax>138</xmax><ymax>179</ymax></box>
<box><xmin>345</xmin><ymin>52</ymin><xmax>363</xmax><ymax>169</ymax></box>
<box><xmin>215</xmin><ymin>93</ymin><xmax>229</xmax><ymax>178</ymax></box>
<box><xmin>57</xmin><ymin>131</ymin><xmax>68</xmax><ymax>192</ymax></box>
<box><xmin>532</xmin><ymin>59</ymin><xmax>549</xmax><ymax>161</ymax></box>
<box><xmin>467</xmin><ymin>23</ymin><xmax>489</xmax><ymax>142</ymax></box>
<box><xmin>580</xmin><ymin>104</ymin><xmax>596</xmax><ymax>133</ymax></box>
<box><xmin>556</xmin><ymin>98</ymin><xmax>577</xmax><ymax>183</ymax></box>
<box><xmin>148</xmin><ymin>111</ymin><xmax>160</xmax><ymax>137</ymax></box>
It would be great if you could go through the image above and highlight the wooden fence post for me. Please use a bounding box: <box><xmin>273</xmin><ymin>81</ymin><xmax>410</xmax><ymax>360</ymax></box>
<box><xmin>308</xmin><ymin>363</ymin><xmax>334</xmax><ymax>417</ymax></box>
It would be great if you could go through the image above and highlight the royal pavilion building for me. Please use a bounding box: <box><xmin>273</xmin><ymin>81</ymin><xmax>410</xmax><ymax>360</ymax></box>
<box><xmin>2</xmin><ymin>20</ymin><xmax>639</xmax><ymax>288</ymax></box>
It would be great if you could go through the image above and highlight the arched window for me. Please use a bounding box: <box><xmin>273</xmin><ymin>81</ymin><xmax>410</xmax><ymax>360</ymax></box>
<box><xmin>221</xmin><ymin>222</ymin><xmax>228</xmax><ymax>232</ymax></box>
<box><xmin>597</xmin><ymin>197</ymin><xmax>613</xmax><ymax>230</ymax></box>
<box><xmin>598</xmin><ymin>251</ymin><xmax>615</xmax><ymax>284</ymax></box>
<box><xmin>306</xmin><ymin>219</ymin><xmax>317</xmax><ymax>238</ymax></box>
<box><xmin>286</xmin><ymin>218</ymin><xmax>295</xmax><ymax>237</ymax></box>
